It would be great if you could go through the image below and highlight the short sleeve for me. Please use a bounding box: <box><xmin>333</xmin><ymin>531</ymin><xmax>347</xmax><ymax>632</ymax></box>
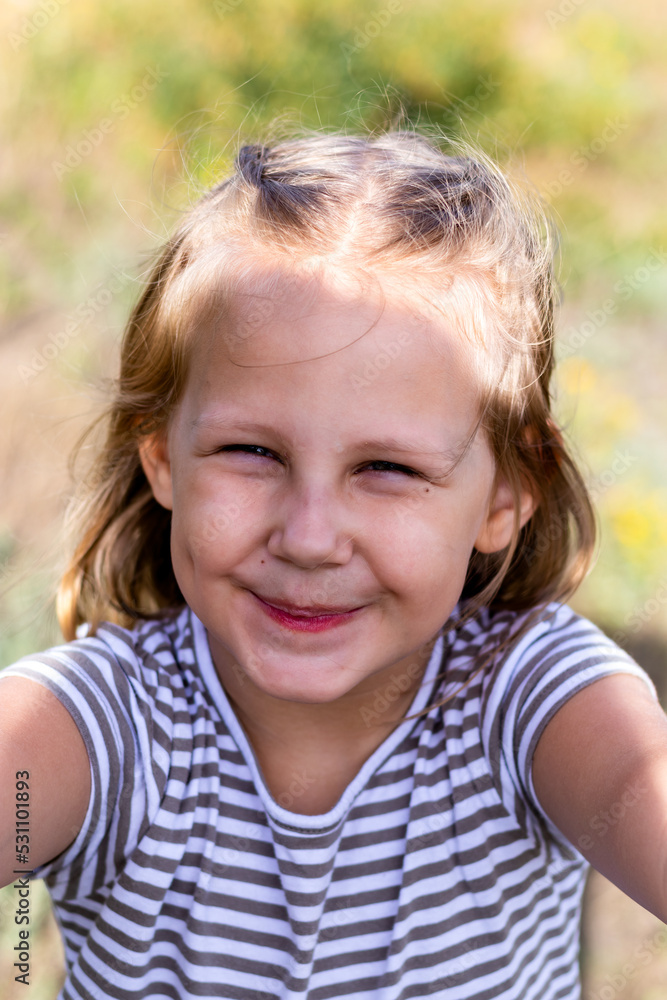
<box><xmin>1</xmin><ymin>635</ymin><xmax>150</xmax><ymax>893</ymax></box>
<box><xmin>481</xmin><ymin>604</ymin><xmax>658</xmax><ymax>855</ymax></box>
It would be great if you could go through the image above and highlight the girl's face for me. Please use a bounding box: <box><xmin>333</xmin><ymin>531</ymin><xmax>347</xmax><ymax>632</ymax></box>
<box><xmin>141</xmin><ymin>266</ymin><xmax>526</xmax><ymax>705</ymax></box>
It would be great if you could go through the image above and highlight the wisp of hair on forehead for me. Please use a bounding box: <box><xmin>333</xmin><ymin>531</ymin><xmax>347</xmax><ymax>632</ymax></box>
<box><xmin>57</xmin><ymin>129</ymin><xmax>595</xmax><ymax>641</ymax></box>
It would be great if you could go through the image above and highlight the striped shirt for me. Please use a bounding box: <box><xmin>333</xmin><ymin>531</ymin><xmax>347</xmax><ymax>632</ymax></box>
<box><xmin>1</xmin><ymin>603</ymin><xmax>656</xmax><ymax>1000</ymax></box>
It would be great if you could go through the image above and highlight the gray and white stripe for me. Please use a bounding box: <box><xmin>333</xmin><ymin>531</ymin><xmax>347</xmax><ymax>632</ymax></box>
<box><xmin>1</xmin><ymin>603</ymin><xmax>655</xmax><ymax>999</ymax></box>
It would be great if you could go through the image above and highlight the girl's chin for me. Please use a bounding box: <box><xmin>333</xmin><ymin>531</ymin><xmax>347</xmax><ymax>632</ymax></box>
<box><xmin>241</xmin><ymin>658</ymin><xmax>361</xmax><ymax>704</ymax></box>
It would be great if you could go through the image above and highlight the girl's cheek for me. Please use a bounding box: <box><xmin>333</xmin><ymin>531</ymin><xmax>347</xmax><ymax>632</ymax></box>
<box><xmin>183</xmin><ymin>480</ymin><xmax>270</xmax><ymax>560</ymax></box>
<box><xmin>381</xmin><ymin>491</ymin><xmax>473</xmax><ymax>544</ymax></box>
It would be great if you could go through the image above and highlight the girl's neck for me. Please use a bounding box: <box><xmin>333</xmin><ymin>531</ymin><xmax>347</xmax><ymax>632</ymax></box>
<box><xmin>208</xmin><ymin>636</ymin><xmax>437</xmax><ymax>815</ymax></box>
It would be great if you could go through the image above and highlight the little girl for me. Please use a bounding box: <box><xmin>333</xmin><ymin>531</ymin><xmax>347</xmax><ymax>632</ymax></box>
<box><xmin>2</xmin><ymin>130</ymin><xmax>666</xmax><ymax>1000</ymax></box>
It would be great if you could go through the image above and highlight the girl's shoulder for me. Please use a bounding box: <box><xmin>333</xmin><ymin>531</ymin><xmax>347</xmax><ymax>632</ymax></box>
<box><xmin>86</xmin><ymin>606</ymin><xmax>195</xmax><ymax>684</ymax></box>
<box><xmin>435</xmin><ymin>602</ymin><xmax>657</xmax><ymax>852</ymax></box>
<box><xmin>0</xmin><ymin>607</ymin><xmax>207</xmax><ymax>875</ymax></box>
<box><xmin>1</xmin><ymin>606</ymin><xmax>198</xmax><ymax>724</ymax></box>
<box><xmin>449</xmin><ymin>601</ymin><xmax>646</xmax><ymax>679</ymax></box>
<box><xmin>440</xmin><ymin>600</ymin><xmax>657</xmax><ymax>729</ymax></box>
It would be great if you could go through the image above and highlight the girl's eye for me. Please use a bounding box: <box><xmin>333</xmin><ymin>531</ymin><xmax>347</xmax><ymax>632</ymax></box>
<box><xmin>220</xmin><ymin>444</ymin><xmax>281</xmax><ymax>462</ymax></box>
<box><xmin>359</xmin><ymin>461</ymin><xmax>421</xmax><ymax>478</ymax></box>
<box><xmin>217</xmin><ymin>449</ymin><xmax>419</xmax><ymax>478</ymax></box>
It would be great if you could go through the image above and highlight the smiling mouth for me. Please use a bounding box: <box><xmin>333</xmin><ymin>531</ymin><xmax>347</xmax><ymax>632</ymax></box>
<box><xmin>250</xmin><ymin>593</ymin><xmax>365</xmax><ymax>631</ymax></box>
<box><xmin>255</xmin><ymin>595</ymin><xmax>363</xmax><ymax>616</ymax></box>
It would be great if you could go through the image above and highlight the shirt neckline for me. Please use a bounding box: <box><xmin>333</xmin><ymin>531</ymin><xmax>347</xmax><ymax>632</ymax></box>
<box><xmin>189</xmin><ymin>609</ymin><xmax>446</xmax><ymax>833</ymax></box>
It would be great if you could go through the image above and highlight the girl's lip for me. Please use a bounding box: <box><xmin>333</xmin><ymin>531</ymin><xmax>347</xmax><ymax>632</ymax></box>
<box><xmin>254</xmin><ymin>594</ymin><xmax>362</xmax><ymax>616</ymax></box>
<box><xmin>250</xmin><ymin>593</ymin><xmax>365</xmax><ymax>632</ymax></box>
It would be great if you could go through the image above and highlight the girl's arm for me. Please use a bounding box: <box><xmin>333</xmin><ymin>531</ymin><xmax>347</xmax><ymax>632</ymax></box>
<box><xmin>533</xmin><ymin>673</ymin><xmax>667</xmax><ymax>920</ymax></box>
<box><xmin>0</xmin><ymin>676</ymin><xmax>90</xmax><ymax>888</ymax></box>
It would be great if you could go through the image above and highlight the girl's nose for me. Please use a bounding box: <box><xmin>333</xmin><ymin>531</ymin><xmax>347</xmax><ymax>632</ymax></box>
<box><xmin>266</xmin><ymin>484</ymin><xmax>354</xmax><ymax>570</ymax></box>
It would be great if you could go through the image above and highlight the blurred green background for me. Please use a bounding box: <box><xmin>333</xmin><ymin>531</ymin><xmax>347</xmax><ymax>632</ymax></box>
<box><xmin>1</xmin><ymin>0</ymin><xmax>666</xmax><ymax>996</ymax></box>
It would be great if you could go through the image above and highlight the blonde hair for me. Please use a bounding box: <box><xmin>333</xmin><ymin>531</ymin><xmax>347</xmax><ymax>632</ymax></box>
<box><xmin>57</xmin><ymin>129</ymin><xmax>595</xmax><ymax>640</ymax></box>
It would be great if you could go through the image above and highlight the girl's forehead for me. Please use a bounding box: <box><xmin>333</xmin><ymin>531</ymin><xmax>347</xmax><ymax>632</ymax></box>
<box><xmin>190</xmin><ymin>260</ymin><xmax>478</xmax><ymax>374</ymax></box>
<box><xmin>180</xmin><ymin>263</ymin><xmax>486</xmax><ymax>451</ymax></box>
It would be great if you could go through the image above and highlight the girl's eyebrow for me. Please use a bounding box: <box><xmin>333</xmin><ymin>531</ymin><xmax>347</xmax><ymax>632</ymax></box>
<box><xmin>358</xmin><ymin>436</ymin><xmax>466</xmax><ymax>464</ymax></box>
<box><xmin>193</xmin><ymin>416</ymin><xmax>267</xmax><ymax>431</ymax></box>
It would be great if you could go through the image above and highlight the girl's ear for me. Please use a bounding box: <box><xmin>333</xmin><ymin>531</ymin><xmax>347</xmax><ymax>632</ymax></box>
<box><xmin>474</xmin><ymin>476</ymin><xmax>536</xmax><ymax>554</ymax></box>
<box><xmin>138</xmin><ymin>434</ymin><xmax>174</xmax><ymax>511</ymax></box>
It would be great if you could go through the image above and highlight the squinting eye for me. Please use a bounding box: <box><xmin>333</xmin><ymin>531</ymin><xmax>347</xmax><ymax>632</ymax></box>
<box><xmin>360</xmin><ymin>461</ymin><xmax>421</xmax><ymax>477</ymax></box>
<box><xmin>220</xmin><ymin>444</ymin><xmax>281</xmax><ymax>461</ymax></box>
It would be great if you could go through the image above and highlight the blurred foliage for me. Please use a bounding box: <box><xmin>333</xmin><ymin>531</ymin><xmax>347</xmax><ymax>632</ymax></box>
<box><xmin>0</xmin><ymin>0</ymin><xmax>666</xmax><ymax>657</ymax></box>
